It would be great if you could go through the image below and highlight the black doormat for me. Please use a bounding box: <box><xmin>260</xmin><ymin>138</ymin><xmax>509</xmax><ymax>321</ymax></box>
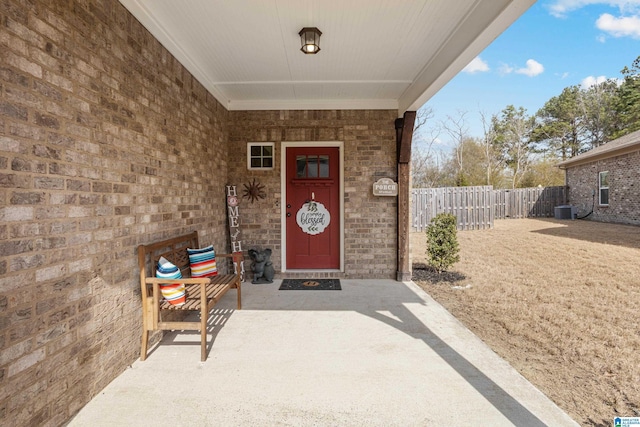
<box><xmin>279</xmin><ymin>279</ymin><xmax>341</xmax><ymax>290</ymax></box>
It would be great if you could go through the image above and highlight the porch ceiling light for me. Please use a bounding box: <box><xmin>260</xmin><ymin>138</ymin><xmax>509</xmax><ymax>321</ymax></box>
<box><xmin>299</xmin><ymin>27</ymin><xmax>322</xmax><ymax>54</ymax></box>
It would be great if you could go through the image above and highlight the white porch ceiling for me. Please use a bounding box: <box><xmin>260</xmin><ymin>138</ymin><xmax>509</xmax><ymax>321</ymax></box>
<box><xmin>118</xmin><ymin>0</ymin><xmax>535</xmax><ymax>115</ymax></box>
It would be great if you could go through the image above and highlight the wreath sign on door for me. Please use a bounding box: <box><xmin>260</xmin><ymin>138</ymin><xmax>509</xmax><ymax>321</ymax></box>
<box><xmin>296</xmin><ymin>200</ymin><xmax>330</xmax><ymax>235</ymax></box>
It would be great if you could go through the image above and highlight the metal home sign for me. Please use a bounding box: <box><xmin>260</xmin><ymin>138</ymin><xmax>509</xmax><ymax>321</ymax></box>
<box><xmin>296</xmin><ymin>201</ymin><xmax>330</xmax><ymax>235</ymax></box>
<box><xmin>373</xmin><ymin>178</ymin><xmax>398</xmax><ymax>196</ymax></box>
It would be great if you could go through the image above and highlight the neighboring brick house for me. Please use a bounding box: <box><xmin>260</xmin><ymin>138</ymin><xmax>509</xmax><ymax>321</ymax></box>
<box><xmin>558</xmin><ymin>129</ymin><xmax>640</xmax><ymax>225</ymax></box>
<box><xmin>0</xmin><ymin>0</ymin><xmax>534</xmax><ymax>425</ymax></box>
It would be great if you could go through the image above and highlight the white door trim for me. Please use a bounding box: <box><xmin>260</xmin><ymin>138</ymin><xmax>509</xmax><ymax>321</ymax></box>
<box><xmin>280</xmin><ymin>141</ymin><xmax>344</xmax><ymax>272</ymax></box>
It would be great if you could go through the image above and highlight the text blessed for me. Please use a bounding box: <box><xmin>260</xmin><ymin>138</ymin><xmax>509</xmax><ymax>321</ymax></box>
<box><xmin>296</xmin><ymin>201</ymin><xmax>331</xmax><ymax>235</ymax></box>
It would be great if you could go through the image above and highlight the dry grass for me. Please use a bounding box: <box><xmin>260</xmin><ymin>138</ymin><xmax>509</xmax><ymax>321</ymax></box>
<box><xmin>411</xmin><ymin>218</ymin><xmax>640</xmax><ymax>427</ymax></box>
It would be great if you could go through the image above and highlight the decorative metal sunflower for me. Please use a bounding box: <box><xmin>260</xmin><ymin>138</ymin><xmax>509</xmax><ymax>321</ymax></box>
<box><xmin>242</xmin><ymin>178</ymin><xmax>266</xmax><ymax>203</ymax></box>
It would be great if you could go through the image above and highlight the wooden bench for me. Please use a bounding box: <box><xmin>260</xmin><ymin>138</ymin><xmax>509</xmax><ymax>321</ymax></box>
<box><xmin>137</xmin><ymin>231</ymin><xmax>242</xmax><ymax>361</ymax></box>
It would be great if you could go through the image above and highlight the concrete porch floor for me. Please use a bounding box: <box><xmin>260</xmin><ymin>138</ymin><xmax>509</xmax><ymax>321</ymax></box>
<box><xmin>68</xmin><ymin>280</ymin><xmax>577</xmax><ymax>426</ymax></box>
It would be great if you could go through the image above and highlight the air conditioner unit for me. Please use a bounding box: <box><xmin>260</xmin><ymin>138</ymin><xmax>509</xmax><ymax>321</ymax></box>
<box><xmin>554</xmin><ymin>205</ymin><xmax>577</xmax><ymax>220</ymax></box>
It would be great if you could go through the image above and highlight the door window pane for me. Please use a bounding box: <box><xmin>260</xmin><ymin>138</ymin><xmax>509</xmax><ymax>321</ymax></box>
<box><xmin>294</xmin><ymin>154</ymin><xmax>330</xmax><ymax>178</ymax></box>
<box><xmin>307</xmin><ymin>156</ymin><xmax>318</xmax><ymax>177</ymax></box>
<box><xmin>319</xmin><ymin>155</ymin><xmax>329</xmax><ymax>177</ymax></box>
<box><xmin>296</xmin><ymin>155</ymin><xmax>307</xmax><ymax>178</ymax></box>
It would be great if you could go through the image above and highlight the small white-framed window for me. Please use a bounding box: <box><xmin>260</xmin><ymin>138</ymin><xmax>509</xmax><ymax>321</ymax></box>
<box><xmin>247</xmin><ymin>142</ymin><xmax>274</xmax><ymax>170</ymax></box>
<box><xmin>598</xmin><ymin>171</ymin><xmax>609</xmax><ymax>206</ymax></box>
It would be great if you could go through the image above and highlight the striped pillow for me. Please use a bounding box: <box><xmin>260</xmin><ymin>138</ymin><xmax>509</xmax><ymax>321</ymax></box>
<box><xmin>187</xmin><ymin>245</ymin><xmax>218</xmax><ymax>277</ymax></box>
<box><xmin>156</xmin><ymin>256</ymin><xmax>186</xmax><ymax>306</ymax></box>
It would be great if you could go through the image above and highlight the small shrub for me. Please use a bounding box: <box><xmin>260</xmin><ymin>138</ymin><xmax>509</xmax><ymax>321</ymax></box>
<box><xmin>425</xmin><ymin>213</ymin><xmax>460</xmax><ymax>273</ymax></box>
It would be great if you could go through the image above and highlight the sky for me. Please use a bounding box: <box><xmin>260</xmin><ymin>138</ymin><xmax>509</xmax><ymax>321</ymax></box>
<box><xmin>417</xmin><ymin>0</ymin><xmax>640</xmax><ymax>153</ymax></box>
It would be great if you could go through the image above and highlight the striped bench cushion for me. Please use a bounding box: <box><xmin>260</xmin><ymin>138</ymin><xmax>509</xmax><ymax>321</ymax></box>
<box><xmin>156</xmin><ymin>256</ymin><xmax>186</xmax><ymax>306</ymax></box>
<box><xmin>187</xmin><ymin>245</ymin><xmax>218</xmax><ymax>277</ymax></box>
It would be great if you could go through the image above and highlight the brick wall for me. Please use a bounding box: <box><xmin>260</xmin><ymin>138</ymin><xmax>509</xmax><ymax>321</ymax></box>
<box><xmin>228</xmin><ymin>110</ymin><xmax>398</xmax><ymax>279</ymax></box>
<box><xmin>566</xmin><ymin>150</ymin><xmax>640</xmax><ymax>225</ymax></box>
<box><xmin>1</xmin><ymin>1</ymin><xmax>403</xmax><ymax>425</ymax></box>
<box><xmin>0</xmin><ymin>1</ymin><xmax>231</xmax><ymax>425</ymax></box>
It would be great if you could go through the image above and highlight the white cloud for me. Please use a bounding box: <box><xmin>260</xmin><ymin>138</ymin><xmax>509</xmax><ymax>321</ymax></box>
<box><xmin>581</xmin><ymin>75</ymin><xmax>625</xmax><ymax>88</ymax></box>
<box><xmin>498</xmin><ymin>63</ymin><xmax>514</xmax><ymax>75</ymax></box>
<box><xmin>549</xmin><ymin>2</ymin><xmax>640</xmax><ymax>40</ymax></box>
<box><xmin>515</xmin><ymin>59</ymin><xmax>544</xmax><ymax>77</ymax></box>
<box><xmin>463</xmin><ymin>56</ymin><xmax>490</xmax><ymax>74</ymax></box>
<box><xmin>497</xmin><ymin>60</ymin><xmax>543</xmax><ymax>77</ymax></box>
<box><xmin>596</xmin><ymin>12</ymin><xmax>640</xmax><ymax>37</ymax></box>
<box><xmin>549</xmin><ymin>0</ymin><xmax>590</xmax><ymax>17</ymax></box>
<box><xmin>549</xmin><ymin>0</ymin><xmax>640</xmax><ymax>18</ymax></box>
<box><xmin>581</xmin><ymin>75</ymin><xmax>608</xmax><ymax>88</ymax></box>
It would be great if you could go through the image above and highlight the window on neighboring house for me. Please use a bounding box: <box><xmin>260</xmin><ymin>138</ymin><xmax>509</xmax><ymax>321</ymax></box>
<box><xmin>599</xmin><ymin>171</ymin><xmax>609</xmax><ymax>206</ymax></box>
<box><xmin>247</xmin><ymin>143</ymin><xmax>274</xmax><ymax>170</ymax></box>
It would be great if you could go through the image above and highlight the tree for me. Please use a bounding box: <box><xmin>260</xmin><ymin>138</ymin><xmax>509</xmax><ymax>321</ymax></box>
<box><xmin>493</xmin><ymin>105</ymin><xmax>535</xmax><ymax>189</ymax></box>
<box><xmin>411</xmin><ymin>107</ymin><xmax>447</xmax><ymax>188</ymax></box>
<box><xmin>425</xmin><ymin>213</ymin><xmax>460</xmax><ymax>273</ymax></box>
<box><xmin>614</xmin><ymin>55</ymin><xmax>640</xmax><ymax>138</ymax></box>
<box><xmin>533</xmin><ymin>86</ymin><xmax>584</xmax><ymax>160</ymax></box>
<box><xmin>438</xmin><ymin>137</ymin><xmax>495</xmax><ymax>186</ymax></box>
<box><xmin>578</xmin><ymin>79</ymin><xmax>619</xmax><ymax>148</ymax></box>
<box><xmin>519</xmin><ymin>154</ymin><xmax>565</xmax><ymax>188</ymax></box>
<box><xmin>412</xmin><ymin>146</ymin><xmax>448</xmax><ymax>188</ymax></box>
<box><xmin>441</xmin><ymin>111</ymin><xmax>470</xmax><ymax>186</ymax></box>
<box><xmin>413</xmin><ymin>106</ymin><xmax>434</xmax><ymax>134</ymax></box>
<box><xmin>479</xmin><ymin>110</ymin><xmax>505</xmax><ymax>187</ymax></box>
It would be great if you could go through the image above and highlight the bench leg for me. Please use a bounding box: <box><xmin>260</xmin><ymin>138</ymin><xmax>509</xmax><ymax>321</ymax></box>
<box><xmin>236</xmin><ymin>282</ymin><xmax>242</xmax><ymax>310</ymax></box>
<box><xmin>200</xmin><ymin>332</ymin><xmax>206</xmax><ymax>361</ymax></box>
<box><xmin>200</xmin><ymin>307</ymin><xmax>207</xmax><ymax>362</ymax></box>
<box><xmin>141</xmin><ymin>329</ymin><xmax>149</xmax><ymax>361</ymax></box>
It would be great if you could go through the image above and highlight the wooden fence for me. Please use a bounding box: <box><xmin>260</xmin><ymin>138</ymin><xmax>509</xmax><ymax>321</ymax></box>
<box><xmin>493</xmin><ymin>186</ymin><xmax>569</xmax><ymax>220</ymax></box>
<box><xmin>412</xmin><ymin>185</ymin><xmax>568</xmax><ymax>231</ymax></box>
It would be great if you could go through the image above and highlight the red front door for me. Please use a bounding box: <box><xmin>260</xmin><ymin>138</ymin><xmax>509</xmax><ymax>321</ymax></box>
<box><xmin>286</xmin><ymin>146</ymin><xmax>340</xmax><ymax>269</ymax></box>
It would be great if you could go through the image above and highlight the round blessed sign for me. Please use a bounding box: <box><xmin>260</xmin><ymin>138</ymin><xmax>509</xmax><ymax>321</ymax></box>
<box><xmin>296</xmin><ymin>201</ymin><xmax>331</xmax><ymax>235</ymax></box>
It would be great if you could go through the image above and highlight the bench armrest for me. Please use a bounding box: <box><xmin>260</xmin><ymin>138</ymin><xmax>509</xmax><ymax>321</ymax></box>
<box><xmin>216</xmin><ymin>252</ymin><xmax>244</xmax><ymax>275</ymax></box>
<box><xmin>216</xmin><ymin>253</ymin><xmax>244</xmax><ymax>262</ymax></box>
<box><xmin>145</xmin><ymin>277</ymin><xmax>211</xmax><ymax>285</ymax></box>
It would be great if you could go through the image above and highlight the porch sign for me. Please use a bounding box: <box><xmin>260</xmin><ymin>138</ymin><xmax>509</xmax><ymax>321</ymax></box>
<box><xmin>226</xmin><ymin>185</ymin><xmax>245</xmax><ymax>281</ymax></box>
<box><xmin>296</xmin><ymin>201</ymin><xmax>331</xmax><ymax>235</ymax></box>
<box><xmin>373</xmin><ymin>178</ymin><xmax>398</xmax><ymax>196</ymax></box>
